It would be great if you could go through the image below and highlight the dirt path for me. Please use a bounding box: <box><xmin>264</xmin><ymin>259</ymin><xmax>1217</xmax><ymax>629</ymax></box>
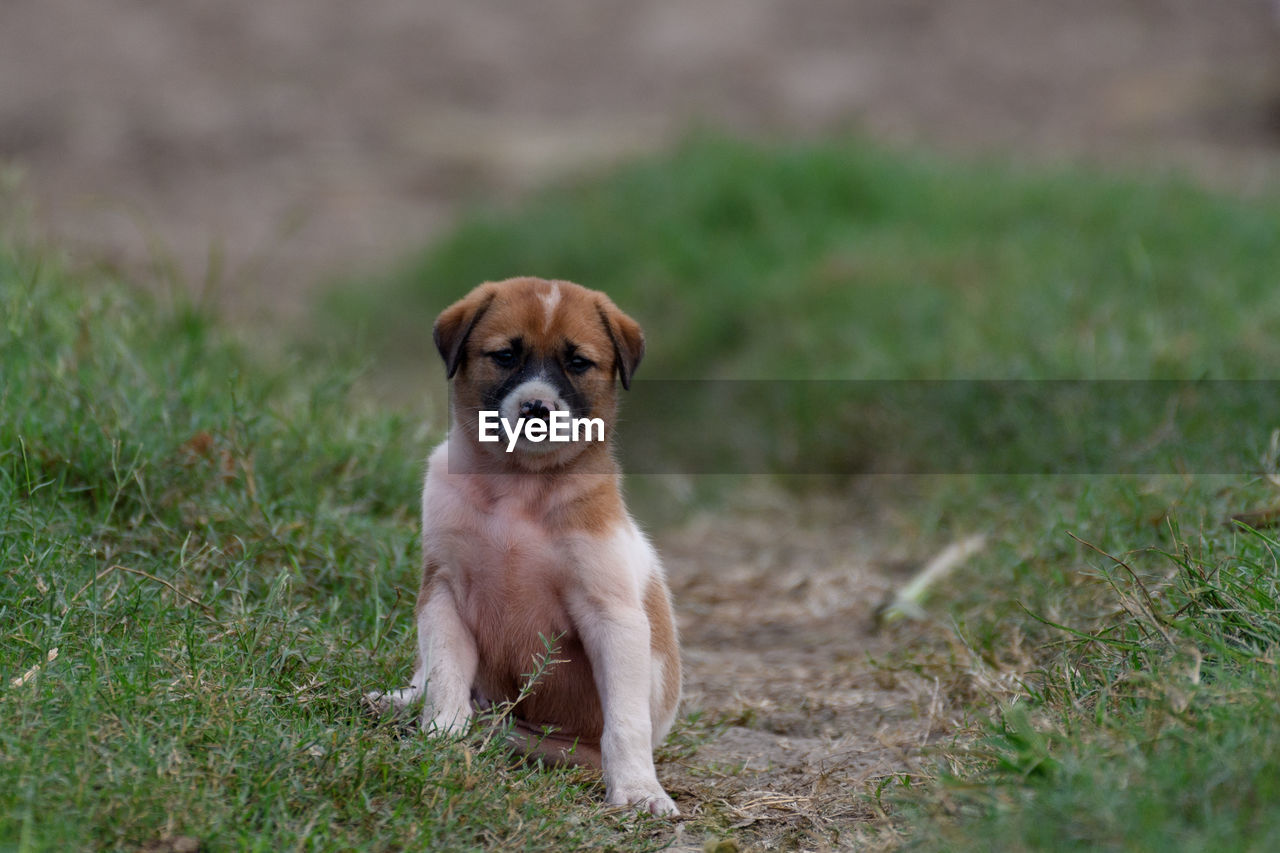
<box><xmin>3</xmin><ymin>1</ymin><xmax>1278</xmax><ymax>325</ymax></box>
<box><xmin>653</xmin><ymin>493</ymin><xmax>998</xmax><ymax>849</ymax></box>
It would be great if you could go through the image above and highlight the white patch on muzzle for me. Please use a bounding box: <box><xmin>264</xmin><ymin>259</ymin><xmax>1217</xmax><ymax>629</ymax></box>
<box><xmin>500</xmin><ymin>377</ymin><xmax>569</xmax><ymax>454</ymax></box>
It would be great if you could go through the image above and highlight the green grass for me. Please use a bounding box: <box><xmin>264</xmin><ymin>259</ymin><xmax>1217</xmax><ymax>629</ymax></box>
<box><xmin>913</xmin><ymin>522</ymin><xmax>1280</xmax><ymax>851</ymax></box>
<box><xmin>6</xmin><ymin>135</ymin><xmax>1280</xmax><ymax>850</ymax></box>
<box><xmin>328</xmin><ymin>136</ymin><xmax>1280</xmax><ymax>381</ymax></box>
<box><xmin>0</xmin><ymin>251</ymin><xmax>670</xmax><ymax>850</ymax></box>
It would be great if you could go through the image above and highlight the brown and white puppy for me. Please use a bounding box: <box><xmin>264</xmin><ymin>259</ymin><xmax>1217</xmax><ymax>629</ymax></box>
<box><xmin>367</xmin><ymin>277</ymin><xmax>681</xmax><ymax>815</ymax></box>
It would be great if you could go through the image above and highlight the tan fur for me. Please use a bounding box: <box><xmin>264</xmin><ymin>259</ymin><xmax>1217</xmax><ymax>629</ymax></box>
<box><xmin>374</xmin><ymin>277</ymin><xmax>682</xmax><ymax>815</ymax></box>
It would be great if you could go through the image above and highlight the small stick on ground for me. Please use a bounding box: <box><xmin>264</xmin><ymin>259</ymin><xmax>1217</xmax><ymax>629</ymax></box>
<box><xmin>875</xmin><ymin>534</ymin><xmax>988</xmax><ymax>627</ymax></box>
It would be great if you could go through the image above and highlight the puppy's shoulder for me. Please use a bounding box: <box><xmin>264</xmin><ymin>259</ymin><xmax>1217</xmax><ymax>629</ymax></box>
<box><xmin>570</xmin><ymin>514</ymin><xmax>662</xmax><ymax>597</ymax></box>
<box><xmin>421</xmin><ymin>438</ymin><xmax>474</xmax><ymax>530</ymax></box>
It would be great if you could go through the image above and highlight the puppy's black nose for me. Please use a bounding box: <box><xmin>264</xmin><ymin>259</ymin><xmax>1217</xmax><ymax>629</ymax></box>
<box><xmin>520</xmin><ymin>399</ymin><xmax>551</xmax><ymax>421</ymax></box>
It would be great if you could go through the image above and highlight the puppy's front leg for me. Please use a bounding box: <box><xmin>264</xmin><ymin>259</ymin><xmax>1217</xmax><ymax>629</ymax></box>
<box><xmin>416</xmin><ymin>577</ymin><xmax>478</xmax><ymax>735</ymax></box>
<box><xmin>571</xmin><ymin>594</ymin><xmax>677</xmax><ymax>816</ymax></box>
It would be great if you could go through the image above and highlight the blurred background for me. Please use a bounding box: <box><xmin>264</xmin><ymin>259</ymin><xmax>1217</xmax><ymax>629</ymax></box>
<box><xmin>2</xmin><ymin>0</ymin><xmax>1278</xmax><ymax>325</ymax></box>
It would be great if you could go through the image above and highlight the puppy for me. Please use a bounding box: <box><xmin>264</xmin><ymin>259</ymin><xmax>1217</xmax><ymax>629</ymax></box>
<box><xmin>367</xmin><ymin>277</ymin><xmax>682</xmax><ymax>815</ymax></box>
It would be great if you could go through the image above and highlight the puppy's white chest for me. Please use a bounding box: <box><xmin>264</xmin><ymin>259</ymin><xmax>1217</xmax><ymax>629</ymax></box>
<box><xmin>436</xmin><ymin>498</ymin><xmax>572</xmax><ymax>621</ymax></box>
<box><xmin>454</xmin><ymin>509</ymin><xmax>564</xmax><ymax>584</ymax></box>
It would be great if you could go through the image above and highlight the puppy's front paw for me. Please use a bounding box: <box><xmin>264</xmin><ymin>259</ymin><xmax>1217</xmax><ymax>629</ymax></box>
<box><xmin>606</xmin><ymin>781</ymin><xmax>679</xmax><ymax>816</ymax></box>
<box><xmin>422</xmin><ymin>705</ymin><xmax>472</xmax><ymax>736</ymax></box>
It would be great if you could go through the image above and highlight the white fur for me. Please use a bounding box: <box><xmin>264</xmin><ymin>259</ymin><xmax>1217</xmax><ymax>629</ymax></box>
<box><xmin>537</xmin><ymin>283</ymin><xmax>561</xmax><ymax>332</ymax></box>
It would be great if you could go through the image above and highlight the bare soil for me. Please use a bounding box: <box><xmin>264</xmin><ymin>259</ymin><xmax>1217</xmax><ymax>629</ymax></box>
<box><xmin>653</xmin><ymin>491</ymin><xmax>1012</xmax><ymax>850</ymax></box>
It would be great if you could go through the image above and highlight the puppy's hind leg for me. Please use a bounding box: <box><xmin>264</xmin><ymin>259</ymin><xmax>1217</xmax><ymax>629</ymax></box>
<box><xmin>507</xmin><ymin>720</ymin><xmax>603</xmax><ymax>770</ymax></box>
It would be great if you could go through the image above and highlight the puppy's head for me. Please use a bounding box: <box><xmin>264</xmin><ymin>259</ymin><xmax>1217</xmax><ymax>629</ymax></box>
<box><xmin>433</xmin><ymin>277</ymin><xmax>644</xmax><ymax>469</ymax></box>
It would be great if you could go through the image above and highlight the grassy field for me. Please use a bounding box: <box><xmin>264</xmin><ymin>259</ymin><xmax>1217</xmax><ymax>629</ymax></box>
<box><xmin>0</xmin><ymin>252</ymin><xmax>665</xmax><ymax>850</ymax></box>
<box><xmin>5</xmin><ymin>137</ymin><xmax>1280</xmax><ymax>850</ymax></box>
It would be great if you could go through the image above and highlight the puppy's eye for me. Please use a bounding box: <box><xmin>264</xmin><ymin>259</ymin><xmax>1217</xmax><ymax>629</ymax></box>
<box><xmin>566</xmin><ymin>355</ymin><xmax>595</xmax><ymax>375</ymax></box>
<box><xmin>489</xmin><ymin>349</ymin><xmax>517</xmax><ymax>368</ymax></box>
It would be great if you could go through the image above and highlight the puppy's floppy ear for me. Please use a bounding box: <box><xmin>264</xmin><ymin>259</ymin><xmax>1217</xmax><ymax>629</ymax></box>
<box><xmin>596</xmin><ymin>299</ymin><xmax>645</xmax><ymax>390</ymax></box>
<box><xmin>433</xmin><ymin>287</ymin><xmax>495</xmax><ymax>379</ymax></box>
